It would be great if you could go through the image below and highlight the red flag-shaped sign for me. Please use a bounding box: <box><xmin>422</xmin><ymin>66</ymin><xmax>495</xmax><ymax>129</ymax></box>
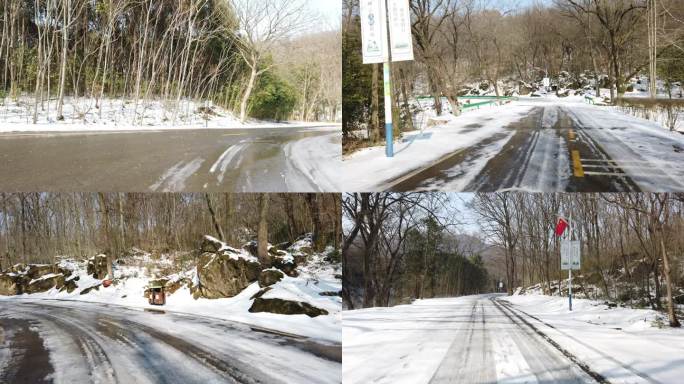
<box><xmin>555</xmin><ymin>217</ymin><xmax>569</xmax><ymax>237</ymax></box>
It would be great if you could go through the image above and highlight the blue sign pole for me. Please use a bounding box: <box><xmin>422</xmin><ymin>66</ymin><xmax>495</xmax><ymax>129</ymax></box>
<box><xmin>384</xmin><ymin>62</ymin><xmax>393</xmax><ymax>157</ymax></box>
<box><xmin>384</xmin><ymin>0</ymin><xmax>394</xmax><ymax>157</ymax></box>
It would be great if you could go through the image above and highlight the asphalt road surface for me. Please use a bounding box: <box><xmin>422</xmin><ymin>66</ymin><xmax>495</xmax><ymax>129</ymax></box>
<box><xmin>389</xmin><ymin>99</ymin><xmax>684</xmax><ymax>192</ymax></box>
<box><xmin>429</xmin><ymin>294</ymin><xmax>595</xmax><ymax>384</ymax></box>
<box><xmin>0</xmin><ymin>300</ymin><xmax>341</xmax><ymax>384</ymax></box>
<box><xmin>0</xmin><ymin>126</ymin><xmax>340</xmax><ymax>192</ymax></box>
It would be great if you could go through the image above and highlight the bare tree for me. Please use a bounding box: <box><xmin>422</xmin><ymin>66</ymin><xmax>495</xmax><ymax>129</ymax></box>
<box><xmin>231</xmin><ymin>0</ymin><xmax>310</xmax><ymax>123</ymax></box>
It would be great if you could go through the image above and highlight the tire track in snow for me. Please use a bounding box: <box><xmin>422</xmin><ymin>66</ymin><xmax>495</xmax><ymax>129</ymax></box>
<box><xmin>497</xmin><ymin>299</ymin><xmax>662</xmax><ymax>384</ymax></box>
<box><xmin>7</xmin><ymin>305</ymin><xmax>119</xmax><ymax>384</ymax></box>
<box><xmin>492</xmin><ymin>299</ymin><xmax>609</xmax><ymax>384</ymax></box>
<box><xmin>209</xmin><ymin>141</ymin><xmax>248</xmax><ymax>184</ymax></box>
<box><xmin>149</xmin><ymin>158</ymin><xmax>205</xmax><ymax>192</ymax></box>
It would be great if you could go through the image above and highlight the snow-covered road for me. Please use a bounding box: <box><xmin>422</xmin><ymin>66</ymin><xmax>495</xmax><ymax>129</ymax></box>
<box><xmin>0</xmin><ymin>126</ymin><xmax>341</xmax><ymax>192</ymax></box>
<box><xmin>343</xmin><ymin>294</ymin><xmax>684</xmax><ymax>384</ymax></box>
<box><xmin>343</xmin><ymin>98</ymin><xmax>684</xmax><ymax>192</ymax></box>
<box><xmin>0</xmin><ymin>299</ymin><xmax>341</xmax><ymax>384</ymax></box>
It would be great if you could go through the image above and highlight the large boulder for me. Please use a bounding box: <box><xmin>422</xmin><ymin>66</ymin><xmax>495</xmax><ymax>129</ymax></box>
<box><xmin>0</xmin><ymin>274</ymin><xmax>20</xmax><ymax>295</ymax></box>
<box><xmin>24</xmin><ymin>273</ymin><xmax>65</xmax><ymax>294</ymax></box>
<box><xmin>25</xmin><ymin>264</ymin><xmax>53</xmax><ymax>280</ymax></box>
<box><xmin>259</xmin><ymin>269</ymin><xmax>284</xmax><ymax>287</ymax></box>
<box><xmin>249</xmin><ymin>298</ymin><xmax>328</xmax><ymax>318</ymax></box>
<box><xmin>87</xmin><ymin>254</ymin><xmax>109</xmax><ymax>279</ymax></box>
<box><xmin>195</xmin><ymin>238</ymin><xmax>261</xmax><ymax>299</ymax></box>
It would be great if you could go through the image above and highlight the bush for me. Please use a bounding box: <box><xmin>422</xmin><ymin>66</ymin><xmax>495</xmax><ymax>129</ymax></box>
<box><xmin>250</xmin><ymin>72</ymin><xmax>297</xmax><ymax>121</ymax></box>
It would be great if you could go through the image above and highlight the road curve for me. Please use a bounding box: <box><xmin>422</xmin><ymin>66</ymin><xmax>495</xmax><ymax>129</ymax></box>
<box><xmin>0</xmin><ymin>126</ymin><xmax>340</xmax><ymax>193</ymax></box>
<box><xmin>0</xmin><ymin>299</ymin><xmax>341</xmax><ymax>384</ymax></box>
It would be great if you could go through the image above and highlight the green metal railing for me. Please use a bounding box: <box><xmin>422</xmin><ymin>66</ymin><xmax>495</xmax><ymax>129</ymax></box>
<box><xmin>415</xmin><ymin>95</ymin><xmax>517</xmax><ymax>111</ymax></box>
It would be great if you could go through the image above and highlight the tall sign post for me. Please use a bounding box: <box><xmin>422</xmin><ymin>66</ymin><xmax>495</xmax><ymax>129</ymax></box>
<box><xmin>556</xmin><ymin>216</ymin><xmax>580</xmax><ymax>311</ymax></box>
<box><xmin>360</xmin><ymin>0</ymin><xmax>414</xmax><ymax>158</ymax></box>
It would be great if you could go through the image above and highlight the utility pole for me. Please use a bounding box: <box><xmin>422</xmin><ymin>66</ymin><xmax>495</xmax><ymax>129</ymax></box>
<box><xmin>648</xmin><ymin>0</ymin><xmax>658</xmax><ymax>99</ymax></box>
<box><xmin>383</xmin><ymin>0</ymin><xmax>394</xmax><ymax>157</ymax></box>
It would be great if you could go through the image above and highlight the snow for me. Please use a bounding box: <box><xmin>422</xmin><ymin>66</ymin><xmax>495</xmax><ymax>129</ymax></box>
<box><xmin>285</xmin><ymin>131</ymin><xmax>342</xmax><ymax>191</ymax></box>
<box><xmin>502</xmin><ymin>294</ymin><xmax>684</xmax><ymax>384</ymax></box>
<box><xmin>0</xmin><ymin>96</ymin><xmax>338</xmax><ymax>132</ymax></box>
<box><xmin>28</xmin><ymin>273</ymin><xmax>61</xmax><ymax>285</ymax></box>
<box><xmin>1</xmin><ymin>246</ymin><xmax>340</xmax><ymax>343</ymax></box>
<box><xmin>343</xmin><ymin>298</ymin><xmax>473</xmax><ymax>384</ymax></box>
<box><xmin>203</xmin><ymin>235</ymin><xmax>258</xmax><ymax>262</ymax></box>
<box><xmin>343</xmin><ymin>94</ymin><xmax>684</xmax><ymax>191</ymax></box>
<box><xmin>342</xmin><ymin>103</ymin><xmax>535</xmax><ymax>191</ymax></box>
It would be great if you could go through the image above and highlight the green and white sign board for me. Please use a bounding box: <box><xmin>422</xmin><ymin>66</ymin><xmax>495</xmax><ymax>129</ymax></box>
<box><xmin>360</xmin><ymin>0</ymin><xmax>414</xmax><ymax>64</ymax></box>
<box><xmin>561</xmin><ymin>240</ymin><xmax>581</xmax><ymax>270</ymax></box>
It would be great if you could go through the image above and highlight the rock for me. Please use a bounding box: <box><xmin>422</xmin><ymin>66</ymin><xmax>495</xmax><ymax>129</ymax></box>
<box><xmin>259</xmin><ymin>269</ymin><xmax>284</xmax><ymax>287</ymax></box>
<box><xmin>25</xmin><ymin>264</ymin><xmax>53</xmax><ymax>280</ymax></box>
<box><xmin>165</xmin><ymin>278</ymin><xmax>191</xmax><ymax>295</ymax></box>
<box><xmin>195</xmin><ymin>250</ymin><xmax>261</xmax><ymax>299</ymax></box>
<box><xmin>60</xmin><ymin>276</ymin><xmax>79</xmax><ymax>293</ymax></box>
<box><xmin>250</xmin><ymin>287</ymin><xmax>272</xmax><ymax>300</ymax></box>
<box><xmin>0</xmin><ymin>274</ymin><xmax>20</xmax><ymax>295</ymax></box>
<box><xmin>87</xmin><ymin>254</ymin><xmax>109</xmax><ymax>279</ymax></box>
<box><xmin>201</xmin><ymin>236</ymin><xmax>225</xmax><ymax>253</ymax></box>
<box><xmin>271</xmin><ymin>255</ymin><xmax>298</xmax><ymax>277</ymax></box>
<box><xmin>80</xmin><ymin>284</ymin><xmax>101</xmax><ymax>295</ymax></box>
<box><xmin>249</xmin><ymin>298</ymin><xmax>328</xmax><ymax>318</ymax></box>
<box><xmin>25</xmin><ymin>273</ymin><xmax>65</xmax><ymax>294</ymax></box>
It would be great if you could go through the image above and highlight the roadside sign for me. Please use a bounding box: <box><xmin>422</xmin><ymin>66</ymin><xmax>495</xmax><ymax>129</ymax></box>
<box><xmin>543</xmin><ymin>77</ymin><xmax>551</xmax><ymax>87</ymax></box>
<box><xmin>386</xmin><ymin>0</ymin><xmax>414</xmax><ymax>62</ymax></box>
<box><xmin>555</xmin><ymin>217</ymin><xmax>569</xmax><ymax>237</ymax></box>
<box><xmin>360</xmin><ymin>0</ymin><xmax>414</xmax><ymax>64</ymax></box>
<box><xmin>360</xmin><ymin>0</ymin><xmax>387</xmax><ymax>64</ymax></box>
<box><xmin>561</xmin><ymin>240</ymin><xmax>581</xmax><ymax>270</ymax></box>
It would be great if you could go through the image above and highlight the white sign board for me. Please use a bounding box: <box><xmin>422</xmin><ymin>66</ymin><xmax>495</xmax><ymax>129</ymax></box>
<box><xmin>360</xmin><ymin>0</ymin><xmax>414</xmax><ymax>64</ymax></box>
<box><xmin>360</xmin><ymin>0</ymin><xmax>387</xmax><ymax>64</ymax></box>
<box><xmin>561</xmin><ymin>240</ymin><xmax>581</xmax><ymax>270</ymax></box>
<box><xmin>543</xmin><ymin>77</ymin><xmax>551</xmax><ymax>87</ymax></box>
<box><xmin>387</xmin><ymin>0</ymin><xmax>414</xmax><ymax>62</ymax></box>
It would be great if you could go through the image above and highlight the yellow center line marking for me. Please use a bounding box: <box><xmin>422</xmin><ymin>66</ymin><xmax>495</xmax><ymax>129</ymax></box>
<box><xmin>572</xmin><ymin>150</ymin><xmax>584</xmax><ymax>177</ymax></box>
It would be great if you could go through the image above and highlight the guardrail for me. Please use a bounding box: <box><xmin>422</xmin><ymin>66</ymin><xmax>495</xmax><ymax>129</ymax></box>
<box><xmin>414</xmin><ymin>95</ymin><xmax>517</xmax><ymax>112</ymax></box>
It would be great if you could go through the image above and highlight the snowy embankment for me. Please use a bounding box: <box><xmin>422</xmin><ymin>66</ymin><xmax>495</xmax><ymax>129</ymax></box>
<box><xmin>342</xmin><ymin>103</ymin><xmax>535</xmax><ymax>190</ymax></box>
<box><xmin>502</xmin><ymin>294</ymin><xmax>684</xmax><ymax>384</ymax></box>
<box><xmin>0</xmin><ymin>97</ymin><xmax>338</xmax><ymax>132</ymax></box>
<box><xmin>1</xmin><ymin>243</ymin><xmax>341</xmax><ymax>343</ymax></box>
<box><xmin>343</xmin><ymin>297</ymin><xmax>481</xmax><ymax>384</ymax></box>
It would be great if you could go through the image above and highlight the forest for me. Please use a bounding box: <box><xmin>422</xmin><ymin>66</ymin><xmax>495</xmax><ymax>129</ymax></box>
<box><xmin>342</xmin><ymin>0</ymin><xmax>684</xmax><ymax>150</ymax></box>
<box><xmin>0</xmin><ymin>193</ymin><xmax>342</xmax><ymax>273</ymax></box>
<box><xmin>471</xmin><ymin>192</ymin><xmax>684</xmax><ymax>327</ymax></box>
<box><xmin>343</xmin><ymin>192</ymin><xmax>684</xmax><ymax>328</ymax></box>
<box><xmin>342</xmin><ymin>193</ymin><xmax>490</xmax><ymax>309</ymax></box>
<box><xmin>0</xmin><ymin>0</ymin><xmax>341</xmax><ymax>123</ymax></box>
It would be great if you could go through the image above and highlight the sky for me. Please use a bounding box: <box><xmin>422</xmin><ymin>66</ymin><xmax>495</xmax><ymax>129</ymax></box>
<box><xmin>306</xmin><ymin>0</ymin><xmax>341</xmax><ymax>30</ymax></box>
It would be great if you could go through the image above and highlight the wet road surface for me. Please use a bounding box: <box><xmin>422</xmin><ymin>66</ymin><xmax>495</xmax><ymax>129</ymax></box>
<box><xmin>0</xmin><ymin>126</ymin><xmax>340</xmax><ymax>192</ymax></box>
<box><xmin>389</xmin><ymin>100</ymin><xmax>684</xmax><ymax>192</ymax></box>
<box><xmin>0</xmin><ymin>299</ymin><xmax>341</xmax><ymax>384</ymax></box>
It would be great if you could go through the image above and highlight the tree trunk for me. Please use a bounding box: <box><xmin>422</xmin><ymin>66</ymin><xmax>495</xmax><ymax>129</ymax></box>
<box><xmin>204</xmin><ymin>194</ymin><xmax>224</xmax><ymax>241</ymax></box>
<box><xmin>240</xmin><ymin>64</ymin><xmax>258</xmax><ymax>123</ymax></box>
<box><xmin>257</xmin><ymin>194</ymin><xmax>270</xmax><ymax>267</ymax></box>
<box><xmin>57</xmin><ymin>0</ymin><xmax>70</xmax><ymax>121</ymax></box>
